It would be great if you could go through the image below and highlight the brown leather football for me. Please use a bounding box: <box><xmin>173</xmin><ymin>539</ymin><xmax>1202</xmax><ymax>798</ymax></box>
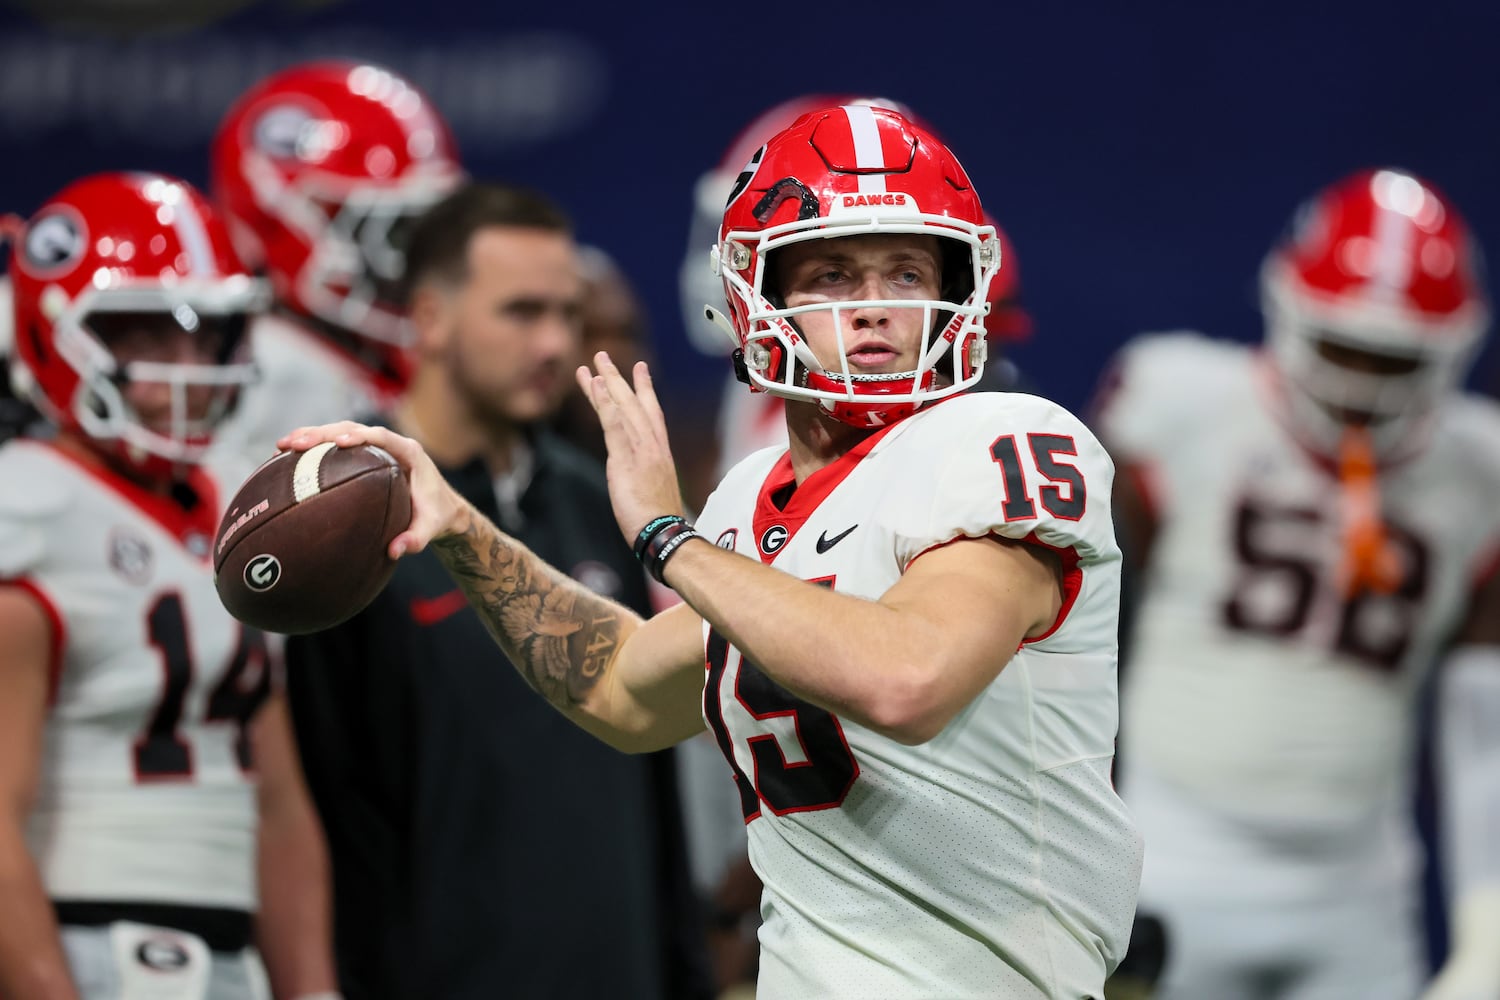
<box><xmin>213</xmin><ymin>443</ymin><xmax>412</xmax><ymax>635</ymax></box>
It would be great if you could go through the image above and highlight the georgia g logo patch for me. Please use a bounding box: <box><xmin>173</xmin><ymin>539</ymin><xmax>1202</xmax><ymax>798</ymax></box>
<box><xmin>251</xmin><ymin>104</ymin><xmax>337</xmax><ymax>162</ymax></box>
<box><xmin>244</xmin><ymin>553</ymin><xmax>282</xmax><ymax>592</ymax></box>
<box><xmin>108</xmin><ymin>528</ymin><xmax>153</xmax><ymax>585</ymax></box>
<box><xmin>759</xmin><ymin>524</ymin><xmax>789</xmax><ymax>555</ymax></box>
<box><xmin>22</xmin><ymin>210</ymin><xmax>85</xmax><ymax>276</ymax></box>
<box><xmin>252</xmin><ymin>105</ymin><xmax>310</xmax><ymax>158</ymax></box>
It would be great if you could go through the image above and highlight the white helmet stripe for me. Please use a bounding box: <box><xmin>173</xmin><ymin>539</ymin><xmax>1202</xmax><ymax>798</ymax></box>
<box><xmin>1370</xmin><ymin>187</ymin><xmax>1416</xmax><ymax>306</ymax></box>
<box><xmin>843</xmin><ymin>105</ymin><xmax>888</xmax><ymax>195</ymax></box>
<box><xmin>172</xmin><ymin>191</ymin><xmax>219</xmax><ymax>276</ymax></box>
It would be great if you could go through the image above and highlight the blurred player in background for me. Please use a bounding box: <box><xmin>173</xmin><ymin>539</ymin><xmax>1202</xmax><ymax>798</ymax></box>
<box><xmin>283</xmin><ymin>105</ymin><xmax>1141</xmax><ymax>999</ymax></box>
<box><xmin>282</xmin><ymin>182</ymin><xmax>711</xmax><ymax>1000</ymax></box>
<box><xmin>0</xmin><ymin>173</ymin><xmax>335</xmax><ymax>1000</ymax></box>
<box><xmin>207</xmin><ymin>59</ymin><xmax>462</xmax><ymax>472</ymax></box>
<box><xmin>550</xmin><ymin>244</ymin><xmax>654</xmax><ymax>466</ymax></box>
<box><xmin>1095</xmin><ymin>168</ymin><xmax>1500</xmax><ymax>1000</ymax></box>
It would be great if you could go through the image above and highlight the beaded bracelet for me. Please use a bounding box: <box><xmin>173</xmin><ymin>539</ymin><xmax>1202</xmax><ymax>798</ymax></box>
<box><xmin>642</xmin><ymin>519</ymin><xmax>702</xmax><ymax>584</ymax></box>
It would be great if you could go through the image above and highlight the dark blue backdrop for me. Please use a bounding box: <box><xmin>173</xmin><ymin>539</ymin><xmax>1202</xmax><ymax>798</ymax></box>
<box><xmin>1</xmin><ymin>0</ymin><xmax>1497</xmax><ymax>421</ymax></box>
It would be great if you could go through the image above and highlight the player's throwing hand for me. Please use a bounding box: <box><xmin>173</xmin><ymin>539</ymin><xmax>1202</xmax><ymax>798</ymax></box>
<box><xmin>278</xmin><ymin>421</ymin><xmax>465</xmax><ymax>559</ymax></box>
<box><xmin>575</xmin><ymin>352</ymin><xmax>688</xmax><ymax>544</ymax></box>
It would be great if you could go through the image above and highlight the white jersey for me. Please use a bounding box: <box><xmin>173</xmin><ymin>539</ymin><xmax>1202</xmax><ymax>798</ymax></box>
<box><xmin>0</xmin><ymin>440</ymin><xmax>272</xmax><ymax>911</ymax></box>
<box><xmin>1099</xmin><ymin>333</ymin><xmax>1500</xmax><ymax>899</ymax></box>
<box><xmin>207</xmin><ymin>313</ymin><xmax>398</xmax><ymax>480</ymax></box>
<box><xmin>697</xmin><ymin>392</ymin><xmax>1142</xmax><ymax>1000</ymax></box>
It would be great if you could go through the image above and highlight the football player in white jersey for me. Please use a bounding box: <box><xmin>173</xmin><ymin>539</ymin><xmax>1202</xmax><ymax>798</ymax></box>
<box><xmin>0</xmin><ymin>173</ymin><xmax>337</xmax><ymax>1000</ymax></box>
<box><xmin>674</xmin><ymin>94</ymin><xmax>1042</xmax><ymax>995</ymax></box>
<box><xmin>281</xmin><ymin>105</ymin><xmax>1143</xmax><ymax>999</ymax></box>
<box><xmin>1095</xmin><ymin>169</ymin><xmax>1500</xmax><ymax>1000</ymax></box>
<box><xmin>205</xmin><ymin>60</ymin><xmax>463</xmax><ymax>474</ymax></box>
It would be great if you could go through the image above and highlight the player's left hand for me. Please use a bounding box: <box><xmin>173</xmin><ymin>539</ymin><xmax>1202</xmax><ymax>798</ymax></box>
<box><xmin>575</xmin><ymin>352</ymin><xmax>686</xmax><ymax>542</ymax></box>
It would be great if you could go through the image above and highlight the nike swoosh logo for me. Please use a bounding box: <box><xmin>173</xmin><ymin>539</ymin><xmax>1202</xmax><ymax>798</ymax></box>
<box><xmin>815</xmin><ymin>524</ymin><xmax>858</xmax><ymax>554</ymax></box>
<box><xmin>410</xmin><ymin>589</ymin><xmax>469</xmax><ymax>626</ymax></box>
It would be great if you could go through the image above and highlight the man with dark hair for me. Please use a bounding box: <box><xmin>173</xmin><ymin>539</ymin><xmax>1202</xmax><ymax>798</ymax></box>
<box><xmin>397</xmin><ymin>183</ymin><xmax>574</xmax><ymax>301</ymax></box>
<box><xmin>283</xmin><ymin>181</ymin><xmax>711</xmax><ymax>1000</ymax></box>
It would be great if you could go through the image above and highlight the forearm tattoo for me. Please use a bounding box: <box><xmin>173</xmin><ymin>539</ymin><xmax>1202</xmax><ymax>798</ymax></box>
<box><xmin>430</xmin><ymin>503</ymin><xmax>622</xmax><ymax>710</ymax></box>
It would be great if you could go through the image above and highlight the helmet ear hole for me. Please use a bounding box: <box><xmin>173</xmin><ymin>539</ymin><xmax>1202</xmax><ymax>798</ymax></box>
<box><xmin>931</xmin><ymin>236</ymin><xmax>977</xmax><ymax>346</ymax></box>
<box><xmin>939</xmin><ymin>238</ymin><xmax>974</xmax><ymax>304</ymax></box>
<box><xmin>760</xmin><ymin>248</ymin><xmax>786</xmax><ymax>310</ymax></box>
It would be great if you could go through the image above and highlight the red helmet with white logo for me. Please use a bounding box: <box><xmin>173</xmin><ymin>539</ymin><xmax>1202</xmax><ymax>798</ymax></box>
<box><xmin>681</xmin><ymin>94</ymin><xmax>921</xmax><ymax>355</ymax></box>
<box><xmin>211</xmin><ymin>61</ymin><xmax>461</xmax><ymax>352</ymax></box>
<box><xmin>715</xmin><ymin>105</ymin><xmax>1001</xmax><ymax>427</ymax></box>
<box><xmin>1261</xmin><ymin>168</ymin><xmax>1490</xmax><ymax>455</ymax></box>
<box><xmin>8</xmin><ymin>172</ymin><xmax>265</xmax><ymax>476</ymax></box>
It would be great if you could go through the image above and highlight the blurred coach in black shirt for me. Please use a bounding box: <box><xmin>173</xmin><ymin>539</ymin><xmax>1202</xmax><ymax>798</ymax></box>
<box><xmin>284</xmin><ymin>183</ymin><xmax>711</xmax><ymax>1000</ymax></box>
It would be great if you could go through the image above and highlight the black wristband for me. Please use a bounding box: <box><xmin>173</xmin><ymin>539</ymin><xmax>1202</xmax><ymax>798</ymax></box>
<box><xmin>633</xmin><ymin>515</ymin><xmax>686</xmax><ymax>563</ymax></box>
<box><xmin>643</xmin><ymin>520</ymin><xmax>701</xmax><ymax>584</ymax></box>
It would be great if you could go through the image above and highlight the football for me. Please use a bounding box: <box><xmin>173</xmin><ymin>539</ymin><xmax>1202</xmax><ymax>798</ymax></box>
<box><xmin>213</xmin><ymin>442</ymin><xmax>412</xmax><ymax>634</ymax></box>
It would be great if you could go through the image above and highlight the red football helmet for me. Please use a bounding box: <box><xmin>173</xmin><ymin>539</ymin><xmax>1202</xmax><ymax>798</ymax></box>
<box><xmin>1261</xmin><ymin>168</ymin><xmax>1490</xmax><ymax>455</ymax></box>
<box><xmin>211</xmin><ymin>61</ymin><xmax>461</xmax><ymax>350</ymax></box>
<box><xmin>685</xmin><ymin>95</ymin><xmax>1029</xmax><ymax>355</ymax></box>
<box><xmin>8</xmin><ymin>172</ymin><xmax>265</xmax><ymax>475</ymax></box>
<box><xmin>715</xmin><ymin>105</ymin><xmax>1001</xmax><ymax>427</ymax></box>
<box><xmin>681</xmin><ymin>94</ymin><xmax>919</xmax><ymax>355</ymax></box>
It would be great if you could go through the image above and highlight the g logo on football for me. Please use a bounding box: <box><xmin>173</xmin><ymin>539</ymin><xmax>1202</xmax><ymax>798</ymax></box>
<box><xmin>244</xmin><ymin>553</ymin><xmax>282</xmax><ymax>592</ymax></box>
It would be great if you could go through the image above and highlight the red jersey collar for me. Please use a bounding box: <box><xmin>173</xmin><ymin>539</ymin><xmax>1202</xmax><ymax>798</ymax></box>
<box><xmin>750</xmin><ymin>416</ymin><xmax>904</xmax><ymax>564</ymax></box>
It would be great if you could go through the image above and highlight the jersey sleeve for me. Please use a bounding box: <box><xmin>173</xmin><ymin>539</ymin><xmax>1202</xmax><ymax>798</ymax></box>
<box><xmin>891</xmin><ymin>394</ymin><xmax>1119</xmax><ymax>570</ymax></box>
<box><xmin>0</xmin><ymin>444</ymin><xmax>73</xmax><ymax>580</ymax></box>
<box><xmin>1091</xmin><ymin>331</ymin><xmax>1228</xmax><ymax>464</ymax></box>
